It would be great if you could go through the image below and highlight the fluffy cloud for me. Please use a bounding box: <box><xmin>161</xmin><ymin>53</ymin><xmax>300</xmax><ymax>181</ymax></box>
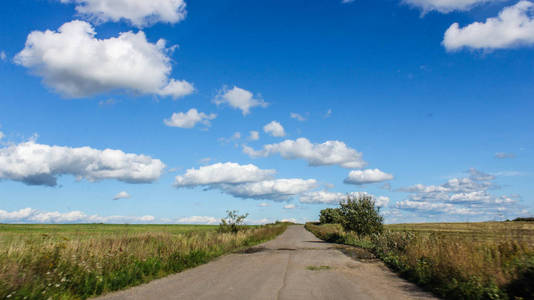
<box><xmin>290</xmin><ymin>112</ymin><xmax>306</xmax><ymax>121</ymax></box>
<box><xmin>375</xmin><ymin>196</ymin><xmax>390</xmax><ymax>207</ymax></box>
<box><xmin>299</xmin><ymin>190</ymin><xmax>346</xmax><ymax>204</ymax></box>
<box><xmin>214</xmin><ymin>86</ymin><xmax>268</xmax><ymax>115</ymax></box>
<box><xmin>263</xmin><ymin>121</ymin><xmax>286</xmax><ymax>137</ymax></box>
<box><xmin>0</xmin><ymin>207</ymin><xmax>155</xmax><ymax>224</ymax></box>
<box><xmin>495</xmin><ymin>152</ymin><xmax>516</xmax><ymax>159</ymax></box>
<box><xmin>0</xmin><ymin>140</ymin><xmax>165</xmax><ymax>186</ymax></box>
<box><xmin>176</xmin><ymin>216</ymin><xmax>218</xmax><ymax>224</ymax></box>
<box><xmin>60</xmin><ymin>0</ymin><xmax>187</xmax><ymax>27</ymax></box>
<box><xmin>0</xmin><ymin>131</ymin><xmax>4</xmax><ymax>140</ymax></box>
<box><xmin>395</xmin><ymin>168</ymin><xmax>520</xmax><ymax>218</ymax></box>
<box><xmin>0</xmin><ymin>51</ymin><xmax>6</xmax><ymax>61</ymax></box>
<box><xmin>220</xmin><ymin>179</ymin><xmax>317</xmax><ymax>201</ymax></box>
<box><xmin>174</xmin><ymin>162</ymin><xmax>316</xmax><ymax>201</ymax></box>
<box><xmin>443</xmin><ymin>1</ymin><xmax>534</xmax><ymax>51</ymax></box>
<box><xmin>403</xmin><ymin>0</ymin><xmax>497</xmax><ymax>13</ymax></box>
<box><xmin>344</xmin><ymin>169</ymin><xmax>394</xmax><ymax>185</ymax></box>
<box><xmin>249</xmin><ymin>131</ymin><xmax>260</xmax><ymax>141</ymax></box>
<box><xmin>15</xmin><ymin>20</ymin><xmax>194</xmax><ymax>99</ymax></box>
<box><xmin>243</xmin><ymin>138</ymin><xmax>366</xmax><ymax>169</ymax></box>
<box><xmin>113</xmin><ymin>191</ymin><xmax>131</xmax><ymax>200</ymax></box>
<box><xmin>164</xmin><ymin>109</ymin><xmax>216</xmax><ymax>128</ymax></box>
<box><xmin>174</xmin><ymin>162</ymin><xmax>275</xmax><ymax>187</ymax></box>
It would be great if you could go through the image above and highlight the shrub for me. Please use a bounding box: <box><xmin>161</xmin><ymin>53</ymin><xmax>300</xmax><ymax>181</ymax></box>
<box><xmin>339</xmin><ymin>194</ymin><xmax>384</xmax><ymax>236</ymax></box>
<box><xmin>319</xmin><ymin>208</ymin><xmax>343</xmax><ymax>224</ymax></box>
<box><xmin>218</xmin><ymin>210</ymin><xmax>249</xmax><ymax>233</ymax></box>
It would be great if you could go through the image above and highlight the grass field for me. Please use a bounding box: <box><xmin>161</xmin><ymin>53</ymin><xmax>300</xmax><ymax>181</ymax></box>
<box><xmin>0</xmin><ymin>223</ymin><xmax>288</xmax><ymax>299</ymax></box>
<box><xmin>306</xmin><ymin>221</ymin><xmax>534</xmax><ymax>300</ymax></box>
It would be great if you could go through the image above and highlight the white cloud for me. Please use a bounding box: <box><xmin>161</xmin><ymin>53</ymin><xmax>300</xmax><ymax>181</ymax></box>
<box><xmin>258</xmin><ymin>202</ymin><xmax>271</xmax><ymax>207</ymax></box>
<box><xmin>443</xmin><ymin>1</ymin><xmax>534</xmax><ymax>51</ymax></box>
<box><xmin>218</xmin><ymin>132</ymin><xmax>242</xmax><ymax>144</ymax></box>
<box><xmin>176</xmin><ymin>216</ymin><xmax>218</xmax><ymax>224</ymax></box>
<box><xmin>299</xmin><ymin>190</ymin><xmax>346</xmax><ymax>204</ymax></box>
<box><xmin>324</xmin><ymin>109</ymin><xmax>332</xmax><ymax>118</ymax></box>
<box><xmin>113</xmin><ymin>191</ymin><xmax>131</xmax><ymax>200</ymax></box>
<box><xmin>0</xmin><ymin>131</ymin><xmax>4</xmax><ymax>140</ymax></box>
<box><xmin>60</xmin><ymin>0</ymin><xmax>187</xmax><ymax>27</ymax></box>
<box><xmin>0</xmin><ymin>140</ymin><xmax>165</xmax><ymax>186</ymax></box>
<box><xmin>214</xmin><ymin>86</ymin><xmax>267</xmax><ymax>115</ymax></box>
<box><xmin>174</xmin><ymin>162</ymin><xmax>317</xmax><ymax>201</ymax></box>
<box><xmin>243</xmin><ymin>138</ymin><xmax>366</xmax><ymax>169</ymax></box>
<box><xmin>344</xmin><ymin>169</ymin><xmax>394</xmax><ymax>185</ymax></box>
<box><xmin>249</xmin><ymin>131</ymin><xmax>260</xmax><ymax>141</ymax></box>
<box><xmin>284</xmin><ymin>204</ymin><xmax>296</xmax><ymax>209</ymax></box>
<box><xmin>375</xmin><ymin>196</ymin><xmax>390</xmax><ymax>207</ymax></box>
<box><xmin>15</xmin><ymin>20</ymin><xmax>194</xmax><ymax>99</ymax></box>
<box><xmin>174</xmin><ymin>162</ymin><xmax>275</xmax><ymax>187</ymax></box>
<box><xmin>219</xmin><ymin>179</ymin><xmax>317</xmax><ymax>201</ymax></box>
<box><xmin>280</xmin><ymin>218</ymin><xmax>297</xmax><ymax>223</ymax></box>
<box><xmin>395</xmin><ymin>168</ymin><xmax>521</xmax><ymax>218</ymax></box>
<box><xmin>290</xmin><ymin>112</ymin><xmax>306</xmax><ymax>121</ymax></box>
<box><xmin>495</xmin><ymin>152</ymin><xmax>516</xmax><ymax>159</ymax></box>
<box><xmin>403</xmin><ymin>0</ymin><xmax>498</xmax><ymax>14</ymax></box>
<box><xmin>0</xmin><ymin>207</ymin><xmax>155</xmax><ymax>224</ymax></box>
<box><xmin>263</xmin><ymin>121</ymin><xmax>286</xmax><ymax>137</ymax></box>
<box><xmin>164</xmin><ymin>109</ymin><xmax>216</xmax><ymax>129</ymax></box>
<box><xmin>0</xmin><ymin>51</ymin><xmax>6</xmax><ymax>61</ymax></box>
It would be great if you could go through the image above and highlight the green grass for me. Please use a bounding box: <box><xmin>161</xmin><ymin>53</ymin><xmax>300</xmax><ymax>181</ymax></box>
<box><xmin>306</xmin><ymin>265</ymin><xmax>331</xmax><ymax>271</ymax></box>
<box><xmin>0</xmin><ymin>223</ymin><xmax>287</xmax><ymax>299</ymax></box>
<box><xmin>306</xmin><ymin>222</ymin><xmax>534</xmax><ymax>300</ymax></box>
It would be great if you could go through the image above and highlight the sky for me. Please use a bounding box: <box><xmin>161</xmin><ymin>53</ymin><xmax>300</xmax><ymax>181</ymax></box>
<box><xmin>0</xmin><ymin>0</ymin><xmax>533</xmax><ymax>224</ymax></box>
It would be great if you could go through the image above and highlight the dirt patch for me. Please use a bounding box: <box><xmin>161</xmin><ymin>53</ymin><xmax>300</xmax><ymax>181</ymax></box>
<box><xmin>337</xmin><ymin>246</ymin><xmax>378</xmax><ymax>262</ymax></box>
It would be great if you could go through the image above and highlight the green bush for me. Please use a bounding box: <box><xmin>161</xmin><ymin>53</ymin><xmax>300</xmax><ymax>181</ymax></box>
<box><xmin>339</xmin><ymin>194</ymin><xmax>384</xmax><ymax>236</ymax></box>
<box><xmin>319</xmin><ymin>208</ymin><xmax>343</xmax><ymax>224</ymax></box>
<box><xmin>218</xmin><ymin>210</ymin><xmax>249</xmax><ymax>233</ymax></box>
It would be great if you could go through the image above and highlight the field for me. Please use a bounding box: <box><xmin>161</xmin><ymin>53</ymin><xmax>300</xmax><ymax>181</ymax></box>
<box><xmin>306</xmin><ymin>221</ymin><xmax>534</xmax><ymax>300</ymax></box>
<box><xmin>0</xmin><ymin>223</ymin><xmax>288</xmax><ymax>299</ymax></box>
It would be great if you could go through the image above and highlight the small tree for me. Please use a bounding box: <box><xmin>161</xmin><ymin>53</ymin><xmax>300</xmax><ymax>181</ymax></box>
<box><xmin>319</xmin><ymin>208</ymin><xmax>343</xmax><ymax>224</ymax></box>
<box><xmin>218</xmin><ymin>210</ymin><xmax>249</xmax><ymax>233</ymax></box>
<box><xmin>339</xmin><ymin>194</ymin><xmax>383</xmax><ymax>236</ymax></box>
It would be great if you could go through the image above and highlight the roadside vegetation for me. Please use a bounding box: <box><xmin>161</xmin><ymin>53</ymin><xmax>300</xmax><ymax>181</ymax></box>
<box><xmin>0</xmin><ymin>213</ymin><xmax>288</xmax><ymax>299</ymax></box>
<box><xmin>306</xmin><ymin>194</ymin><xmax>534</xmax><ymax>300</ymax></box>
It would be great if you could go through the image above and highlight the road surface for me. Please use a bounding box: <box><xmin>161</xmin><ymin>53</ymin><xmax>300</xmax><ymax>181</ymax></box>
<box><xmin>97</xmin><ymin>225</ymin><xmax>436</xmax><ymax>300</ymax></box>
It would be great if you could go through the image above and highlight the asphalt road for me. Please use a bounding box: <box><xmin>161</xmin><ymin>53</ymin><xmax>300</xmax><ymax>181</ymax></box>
<box><xmin>96</xmin><ymin>225</ymin><xmax>436</xmax><ymax>300</ymax></box>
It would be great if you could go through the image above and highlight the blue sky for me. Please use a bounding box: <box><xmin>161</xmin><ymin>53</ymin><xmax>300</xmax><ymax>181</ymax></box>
<box><xmin>0</xmin><ymin>0</ymin><xmax>532</xmax><ymax>224</ymax></box>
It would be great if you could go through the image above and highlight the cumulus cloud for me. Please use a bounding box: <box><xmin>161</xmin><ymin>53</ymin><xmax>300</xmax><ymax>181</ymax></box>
<box><xmin>290</xmin><ymin>112</ymin><xmax>306</xmax><ymax>121</ymax></box>
<box><xmin>0</xmin><ymin>140</ymin><xmax>165</xmax><ymax>186</ymax></box>
<box><xmin>60</xmin><ymin>0</ymin><xmax>187</xmax><ymax>27</ymax></box>
<box><xmin>495</xmin><ymin>152</ymin><xmax>516</xmax><ymax>159</ymax></box>
<box><xmin>375</xmin><ymin>196</ymin><xmax>390</xmax><ymax>207</ymax></box>
<box><xmin>443</xmin><ymin>1</ymin><xmax>534</xmax><ymax>51</ymax></box>
<box><xmin>395</xmin><ymin>168</ymin><xmax>520</xmax><ymax>218</ymax></box>
<box><xmin>164</xmin><ymin>109</ymin><xmax>216</xmax><ymax>129</ymax></box>
<box><xmin>174</xmin><ymin>162</ymin><xmax>316</xmax><ymax>201</ymax></box>
<box><xmin>214</xmin><ymin>86</ymin><xmax>268</xmax><ymax>115</ymax></box>
<box><xmin>249</xmin><ymin>131</ymin><xmax>260</xmax><ymax>141</ymax></box>
<box><xmin>176</xmin><ymin>216</ymin><xmax>218</xmax><ymax>224</ymax></box>
<box><xmin>344</xmin><ymin>169</ymin><xmax>394</xmax><ymax>185</ymax></box>
<box><xmin>284</xmin><ymin>204</ymin><xmax>296</xmax><ymax>209</ymax></box>
<box><xmin>243</xmin><ymin>138</ymin><xmax>366</xmax><ymax>169</ymax></box>
<box><xmin>0</xmin><ymin>207</ymin><xmax>155</xmax><ymax>224</ymax></box>
<box><xmin>15</xmin><ymin>20</ymin><xmax>194</xmax><ymax>99</ymax></box>
<box><xmin>299</xmin><ymin>190</ymin><xmax>346</xmax><ymax>204</ymax></box>
<box><xmin>403</xmin><ymin>0</ymin><xmax>498</xmax><ymax>14</ymax></box>
<box><xmin>113</xmin><ymin>191</ymin><xmax>131</xmax><ymax>200</ymax></box>
<box><xmin>174</xmin><ymin>162</ymin><xmax>275</xmax><ymax>187</ymax></box>
<box><xmin>220</xmin><ymin>179</ymin><xmax>317</xmax><ymax>201</ymax></box>
<box><xmin>0</xmin><ymin>51</ymin><xmax>6</xmax><ymax>61</ymax></box>
<box><xmin>263</xmin><ymin>121</ymin><xmax>286</xmax><ymax>137</ymax></box>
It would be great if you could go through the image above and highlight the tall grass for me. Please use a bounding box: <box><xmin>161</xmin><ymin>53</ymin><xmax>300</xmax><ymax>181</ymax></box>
<box><xmin>306</xmin><ymin>222</ymin><xmax>534</xmax><ymax>300</ymax></box>
<box><xmin>0</xmin><ymin>223</ymin><xmax>287</xmax><ymax>299</ymax></box>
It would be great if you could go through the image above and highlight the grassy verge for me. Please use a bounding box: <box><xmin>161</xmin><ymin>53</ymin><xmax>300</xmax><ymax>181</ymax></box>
<box><xmin>0</xmin><ymin>223</ymin><xmax>288</xmax><ymax>299</ymax></box>
<box><xmin>305</xmin><ymin>222</ymin><xmax>534</xmax><ymax>300</ymax></box>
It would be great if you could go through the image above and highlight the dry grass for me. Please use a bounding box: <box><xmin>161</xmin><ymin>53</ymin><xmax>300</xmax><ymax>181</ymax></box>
<box><xmin>0</xmin><ymin>223</ymin><xmax>287</xmax><ymax>299</ymax></box>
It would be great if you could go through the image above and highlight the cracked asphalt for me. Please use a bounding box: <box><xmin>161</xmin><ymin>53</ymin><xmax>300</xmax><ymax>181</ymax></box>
<box><xmin>96</xmin><ymin>225</ymin><xmax>436</xmax><ymax>300</ymax></box>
